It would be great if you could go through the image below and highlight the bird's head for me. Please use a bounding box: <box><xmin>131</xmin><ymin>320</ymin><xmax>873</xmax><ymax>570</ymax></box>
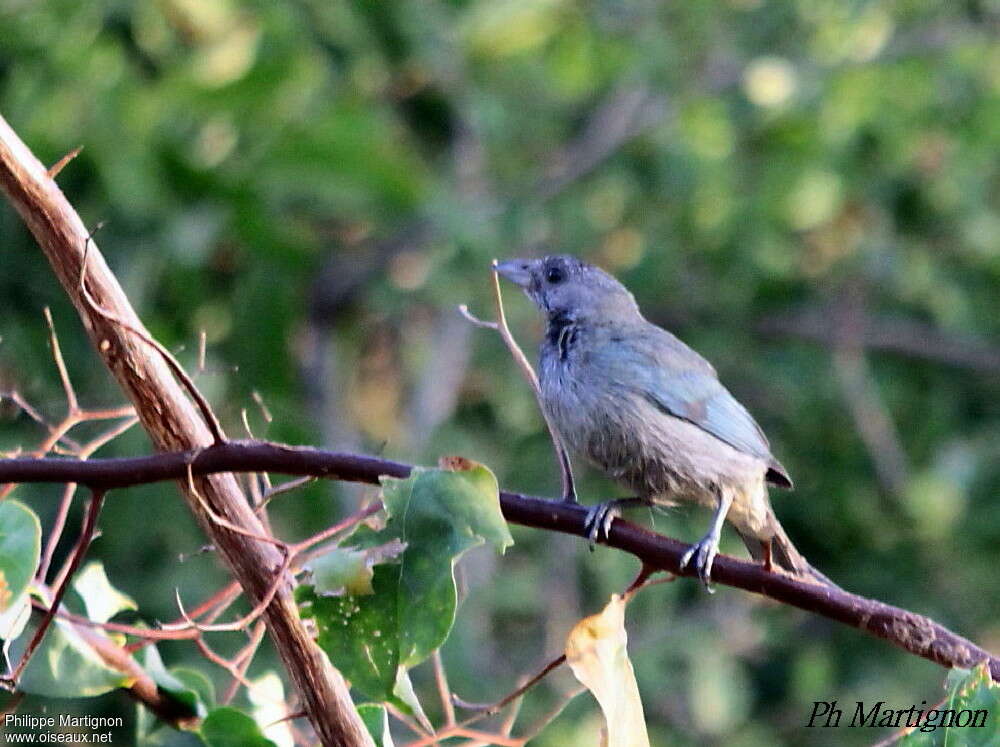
<box><xmin>494</xmin><ymin>255</ymin><xmax>640</xmax><ymax>324</ymax></box>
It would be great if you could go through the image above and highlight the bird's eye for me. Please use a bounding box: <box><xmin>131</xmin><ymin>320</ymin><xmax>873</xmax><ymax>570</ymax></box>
<box><xmin>545</xmin><ymin>266</ymin><xmax>565</xmax><ymax>284</ymax></box>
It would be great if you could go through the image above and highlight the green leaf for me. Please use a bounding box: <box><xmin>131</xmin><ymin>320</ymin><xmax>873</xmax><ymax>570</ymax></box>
<box><xmin>135</xmin><ymin>661</ymin><xmax>207</xmax><ymax>745</ymax></box>
<box><xmin>199</xmin><ymin>708</ymin><xmax>277</xmax><ymax>747</ymax></box>
<box><xmin>0</xmin><ymin>591</ymin><xmax>31</xmax><ymax>643</ymax></box>
<box><xmin>138</xmin><ymin>647</ymin><xmax>206</xmax><ymax>719</ymax></box>
<box><xmin>298</xmin><ymin>564</ymin><xmax>400</xmax><ymax>702</ymax></box>
<box><xmin>172</xmin><ymin>668</ymin><xmax>216</xmax><ymax>710</ymax></box>
<box><xmin>381</xmin><ymin>460</ymin><xmax>512</xmax><ymax>667</ymax></box>
<box><xmin>306</xmin><ymin>539</ymin><xmax>406</xmax><ymax>597</ymax></box>
<box><xmin>73</xmin><ymin>562</ymin><xmax>137</xmax><ymax>624</ymax></box>
<box><xmin>11</xmin><ymin>616</ymin><xmax>132</xmax><ymax>697</ymax></box>
<box><xmin>357</xmin><ymin>703</ymin><xmax>395</xmax><ymax>747</ymax></box>
<box><xmin>392</xmin><ymin>668</ymin><xmax>432</xmax><ymax>733</ymax></box>
<box><xmin>310</xmin><ymin>547</ymin><xmax>373</xmax><ymax>595</ymax></box>
<box><xmin>298</xmin><ymin>459</ymin><xmax>512</xmax><ymax>711</ymax></box>
<box><xmin>900</xmin><ymin>663</ymin><xmax>998</xmax><ymax>746</ymax></box>
<box><xmin>0</xmin><ymin>501</ymin><xmax>41</xmax><ymax>613</ymax></box>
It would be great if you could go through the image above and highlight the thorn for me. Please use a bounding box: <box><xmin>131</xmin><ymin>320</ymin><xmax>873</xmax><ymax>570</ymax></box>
<box><xmin>47</xmin><ymin>146</ymin><xmax>83</xmax><ymax>179</ymax></box>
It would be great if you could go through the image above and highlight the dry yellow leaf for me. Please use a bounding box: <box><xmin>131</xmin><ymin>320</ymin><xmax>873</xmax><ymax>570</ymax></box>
<box><xmin>565</xmin><ymin>594</ymin><xmax>651</xmax><ymax>747</ymax></box>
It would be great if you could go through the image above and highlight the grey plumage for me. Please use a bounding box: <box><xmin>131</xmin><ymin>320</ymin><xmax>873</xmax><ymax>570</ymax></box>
<box><xmin>495</xmin><ymin>255</ymin><xmax>829</xmax><ymax>588</ymax></box>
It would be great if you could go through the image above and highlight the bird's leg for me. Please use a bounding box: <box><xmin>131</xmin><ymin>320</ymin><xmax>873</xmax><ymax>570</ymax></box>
<box><xmin>761</xmin><ymin>539</ymin><xmax>774</xmax><ymax>574</ymax></box>
<box><xmin>583</xmin><ymin>497</ymin><xmax>651</xmax><ymax>547</ymax></box>
<box><xmin>679</xmin><ymin>488</ymin><xmax>734</xmax><ymax>592</ymax></box>
<box><xmin>559</xmin><ymin>446</ymin><xmax>578</xmax><ymax>503</ymax></box>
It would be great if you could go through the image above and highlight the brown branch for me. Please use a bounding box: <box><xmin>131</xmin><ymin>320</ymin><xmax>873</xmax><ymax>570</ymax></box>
<box><xmin>26</xmin><ymin>596</ymin><xmax>201</xmax><ymax>726</ymax></box>
<box><xmin>0</xmin><ymin>114</ymin><xmax>372</xmax><ymax>746</ymax></box>
<box><xmin>0</xmin><ymin>441</ymin><xmax>997</xmax><ymax>682</ymax></box>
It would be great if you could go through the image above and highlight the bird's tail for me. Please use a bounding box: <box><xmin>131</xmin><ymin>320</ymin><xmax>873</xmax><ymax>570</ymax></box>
<box><xmin>737</xmin><ymin>521</ymin><xmax>838</xmax><ymax>589</ymax></box>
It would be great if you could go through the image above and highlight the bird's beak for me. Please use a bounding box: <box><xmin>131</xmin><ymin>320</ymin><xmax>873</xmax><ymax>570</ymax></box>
<box><xmin>493</xmin><ymin>259</ymin><xmax>534</xmax><ymax>288</ymax></box>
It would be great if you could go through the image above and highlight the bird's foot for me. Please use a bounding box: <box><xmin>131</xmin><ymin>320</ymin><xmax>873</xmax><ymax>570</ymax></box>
<box><xmin>679</xmin><ymin>528</ymin><xmax>722</xmax><ymax>593</ymax></box>
<box><xmin>583</xmin><ymin>497</ymin><xmax>649</xmax><ymax>549</ymax></box>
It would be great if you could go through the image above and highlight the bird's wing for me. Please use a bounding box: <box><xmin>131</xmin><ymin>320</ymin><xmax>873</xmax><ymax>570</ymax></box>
<box><xmin>594</xmin><ymin>326</ymin><xmax>791</xmax><ymax>485</ymax></box>
<box><xmin>642</xmin><ymin>368</ymin><xmax>772</xmax><ymax>460</ymax></box>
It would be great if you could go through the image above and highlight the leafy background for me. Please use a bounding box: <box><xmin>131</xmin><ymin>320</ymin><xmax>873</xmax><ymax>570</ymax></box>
<box><xmin>1</xmin><ymin>0</ymin><xmax>998</xmax><ymax>744</ymax></box>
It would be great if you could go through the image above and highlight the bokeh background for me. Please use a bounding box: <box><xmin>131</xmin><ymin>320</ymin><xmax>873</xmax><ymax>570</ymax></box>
<box><xmin>2</xmin><ymin>0</ymin><xmax>999</xmax><ymax>744</ymax></box>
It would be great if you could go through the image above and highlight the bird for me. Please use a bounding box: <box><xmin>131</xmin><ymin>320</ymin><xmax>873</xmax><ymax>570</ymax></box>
<box><xmin>494</xmin><ymin>254</ymin><xmax>831</xmax><ymax>589</ymax></box>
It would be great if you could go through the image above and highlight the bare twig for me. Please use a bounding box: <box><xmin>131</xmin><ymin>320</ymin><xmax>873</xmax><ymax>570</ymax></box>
<box><xmin>0</xmin><ymin>390</ymin><xmax>82</xmax><ymax>457</ymax></box>
<box><xmin>457</xmin><ymin>305</ymin><xmax>498</xmax><ymax>330</ymax></box>
<box><xmin>181</xmin><ymin>463</ymin><xmax>285</xmax><ymax>550</ymax></box>
<box><xmin>498</xmin><ymin>691</ymin><xmax>523</xmax><ymax>737</ymax></box>
<box><xmin>170</xmin><ymin>549</ymin><xmax>292</xmax><ymax>635</ymax></box>
<box><xmin>125</xmin><ymin>582</ymin><xmax>244</xmax><ymax>655</ymax></box>
<box><xmin>36</xmin><ymin>483</ymin><xmax>76</xmax><ymax>582</ymax></box>
<box><xmin>43</xmin><ymin>307</ymin><xmax>78</xmax><ymax>413</ymax></box>
<box><xmin>461</xmin><ymin>265</ymin><xmax>577</xmax><ymax>502</ymax></box>
<box><xmin>870</xmin><ymin>689</ymin><xmax>954</xmax><ymax>747</ymax></box>
<box><xmin>32</xmin><ymin>599</ymin><xmax>200</xmax><ymax>642</ymax></box>
<box><xmin>168</xmin><ymin>498</ymin><xmax>379</xmax><ymax>637</ymax></box>
<box><xmin>221</xmin><ymin>621</ymin><xmax>268</xmax><ymax>705</ymax></box>
<box><xmin>433</xmin><ymin>650</ymin><xmax>456</xmax><ymax>726</ymax></box>
<box><xmin>289</xmin><ymin>501</ymin><xmax>383</xmax><ymax>559</ymax></box>
<box><xmin>258</xmin><ymin>476</ymin><xmax>316</xmax><ymax>513</ymax></box>
<box><xmin>453</xmin><ymin>563</ymin><xmax>661</xmax><ymax>732</ymax></box>
<box><xmin>453</xmin><ymin>654</ymin><xmax>567</xmax><ymax>717</ymax></box>
<box><xmin>196</xmin><ymin>636</ymin><xmax>255</xmax><ymax>692</ymax></box>
<box><xmin>40</xmin><ymin>415</ymin><xmax>138</xmax><ymax>582</ymax></box>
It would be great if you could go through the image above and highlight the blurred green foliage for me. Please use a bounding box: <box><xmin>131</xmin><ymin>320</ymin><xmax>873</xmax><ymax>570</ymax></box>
<box><xmin>1</xmin><ymin>0</ymin><xmax>999</xmax><ymax>744</ymax></box>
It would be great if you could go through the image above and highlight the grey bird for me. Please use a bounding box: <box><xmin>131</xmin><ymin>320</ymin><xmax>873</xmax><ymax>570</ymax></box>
<box><xmin>495</xmin><ymin>255</ymin><xmax>830</xmax><ymax>589</ymax></box>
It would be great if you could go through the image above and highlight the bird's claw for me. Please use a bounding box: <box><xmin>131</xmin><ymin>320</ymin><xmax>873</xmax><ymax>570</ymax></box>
<box><xmin>679</xmin><ymin>532</ymin><xmax>721</xmax><ymax>593</ymax></box>
<box><xmin>583</xmin><ymin>502</ymin><xmax>620</xmax><ymax>550</ymax></box>
<box><xmin>582</xmin><ymin>497</ymin><xmax>650</xmax><ymax>550</ymax></box>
